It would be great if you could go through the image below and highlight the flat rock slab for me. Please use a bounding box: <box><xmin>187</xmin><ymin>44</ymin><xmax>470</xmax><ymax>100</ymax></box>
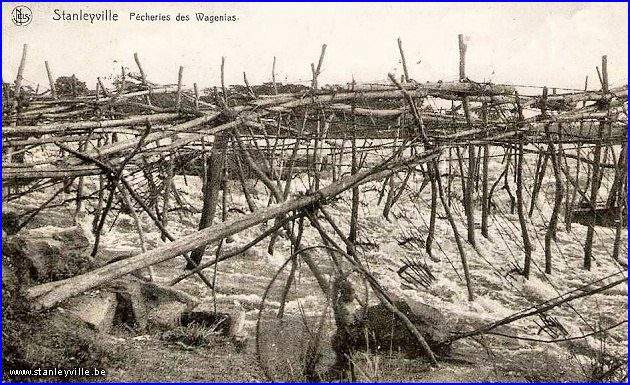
<box><xmin>63</xmin><ymin>292</ymin><xmax>118</xmax><ymax>333</ymax></box>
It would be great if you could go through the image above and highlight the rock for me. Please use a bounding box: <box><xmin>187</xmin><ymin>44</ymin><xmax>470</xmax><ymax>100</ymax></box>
<box><xmin>109</xmin><ymin>279</ymin><xmax>148</xmax><ymax>332</ymax></box>
<box><xmin>229</xmin><ymin>310</ymin><xmax>247</xmax><ymax>338</ymax></box>
<box><xmin>2</xmin><ymin>261</ymin><xmax>19</xmax><ymax>293</ymax></box>
<box><xmin>3</xmin><ymin>225</ymin><xmax>92</xmax><ymax>284</ymax></box>
<box><xmin>2</xmin><ymin>208</ymin><xmax>21</xmax><ymax>235</ymax></box>
<box><xmin>146</xmin><ymin>302</ymin><xmax>189</xmax><ymax>331</ymax></box>
<box><xmin>115</xmin><ymin>214</ymin><xmax>136</xmax><ymax>233</ymax></box>
<box><xmin>63</xmin><ymin>292</ymin><xmax>118</xmax><ymax>333</ymax></box>
<box><xmin>348</xmin><ymin>299</ymin><xmax>451</xmax><ymax>358</ymax></box>
<box><xmin>4</xmin><ymin>306</ymin><xmax>120</xmax><ymax>382</ymax></box>
<box><xmin>105</xmin><ymin>277</ymin><xmax>199</xmax><ymax>333</ymax></box>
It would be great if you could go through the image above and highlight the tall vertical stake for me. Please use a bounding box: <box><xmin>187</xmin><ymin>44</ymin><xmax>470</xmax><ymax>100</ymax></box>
<box><xmin>45</xmin><ymin>60</ymin><xmax>57</xmax><ymax>99</ymax></box>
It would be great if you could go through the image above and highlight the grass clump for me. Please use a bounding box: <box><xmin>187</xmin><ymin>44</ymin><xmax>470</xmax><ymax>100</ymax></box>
<box><xmin>161</xmin><ymin>323</ymin><xmax>221</xmax><ymax>348</ymax></box>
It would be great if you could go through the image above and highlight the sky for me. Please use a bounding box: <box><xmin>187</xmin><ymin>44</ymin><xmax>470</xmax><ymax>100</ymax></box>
<box><xmin>2</xmin><ymin>2</ymin><xmax>628</xmax><ymax>93</ymax></box>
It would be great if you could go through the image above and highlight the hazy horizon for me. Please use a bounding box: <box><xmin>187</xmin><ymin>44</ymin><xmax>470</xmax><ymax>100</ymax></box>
<box><xmin>3</xmin><ymin>2</ymin><xmax>628</xmax><ymax>94</ymax></box>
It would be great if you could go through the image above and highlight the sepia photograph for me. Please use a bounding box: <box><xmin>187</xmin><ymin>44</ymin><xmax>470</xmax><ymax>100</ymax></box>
<box><xmin>2</xmin><ymin>2</ymin><xmax>628</xmax><ymax>382</ymax></box>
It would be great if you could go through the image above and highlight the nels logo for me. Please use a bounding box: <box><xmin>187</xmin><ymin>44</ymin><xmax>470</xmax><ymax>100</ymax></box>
<box><xmin>12</xmin><ymin>5</ymin><xmax>32</xmax><ymax>26</ymax></box>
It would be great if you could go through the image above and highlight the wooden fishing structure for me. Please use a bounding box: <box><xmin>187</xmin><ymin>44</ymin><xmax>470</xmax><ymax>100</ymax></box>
<box><xmin>2</xmin><ymin>35</ymin><xmax>627</xmax><ymax>380</ymax></box>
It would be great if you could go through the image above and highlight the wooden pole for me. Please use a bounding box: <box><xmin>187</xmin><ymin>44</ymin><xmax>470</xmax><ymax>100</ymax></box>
<box><xmin>311</xmin><ymin>44</ymin><xmax>327</xmax><ymax>90</ymax></box>
<box><xmin>481</xmin><ymin>103</ymin><xmax>490</xmax><ymax>238</ymax></box>
<box><xmin>242</xmin><ymin>72</ymin><xmax>256</xmax><ymax>98</ymax></box>
<box><xmin>133</xmin><ymin>52</ymin><xmax>148</xmax><ymax>84</ymax></box>
<box><xmin>161</xmin><ymin>156</ymin><xmax>174</xmax><ymax>240</ymax></box>
<box><xmin>193</xmin><ymin>82</ymin><xmax>199</xmax><ymax>109</ymax></box>
<box><xmin>517</xmin><ymin>139</ymin><xmax>533</xmax><ymax>278</ymax></box>
<box><xmin>188</xmin><ymin>132</ymin><xmax>229</xmax><ymax>268</ymax></box>
<box><xmin>220</xmin><ymin>56</ymin><xmax>227</xmax><ymax>103</ymax></box>
<box><xmin>272</xmin><ymin>56</ymin><xmax>278</xmax><ymax>95</ymax></box>
<box><xmin>13</xmin><ymin>43</ymin><xmax>28</xmax><ymax>103</ymax></box>
<box><xmin>134</xmin><ymin>52</ymin><xmax>152</xmax><ymax>105</ymax></box>
<box><xmin>584</xmin><ymin>56</ymin><xmax>608</xmax><ymax>270</ymax></box>
<box><xmin>397</xmin><ymin>37</ymin><xmax>410</xmax><ymax>82</ymax></box>
<box><xmin>602</xmin><ymin>55</ymin><xmax>609</xmax><ymax>94</ymax></box>
<box><xmin>459</xmin><ymin>34</ymin><xmax>476</xmax><ymax>247</ymax></box>
<box><xmin>119</xmin><ymin>183</ymin><xmax>154</xmax><ymax>281</ymax></box>
<box><xmin>612</xmin><ymin>145</ymin><xmax>627</xmax><ymax>262</ymax></box>
<box><xmin>349</xmin><ymin>112</ymin><xmax>359</xmax><ymax>245</ymax></box>
<box><xmin>45</xmin><ymin>60</ymin><xmax>57</xmax><ymax>99</ymax></box>
<box><xmin>175</xmin><ymin>65</ymin><xmax>184</xmax><ymax>111</ymax></box>
<box><xmin>544</xmin><ymin>97</ymin><xmax>564</xmax><ymax>274</ymax></box>
<box><xmin>451</xmin><ymin>275</ymin><xmax>627</xmax><ymax>342</ymax></box>
<box><xmin>458</xmin><ymin>34</ymin><xmax>466</xmax><ymax>81</ymax></box>
<box><xmin>97</xmin><ymin>77</ymin><xmax>109</xmax><ymax>97</ymax></box>
<box><xmin>515</xmin><ymin>93</ymin><xmax>533</xmax><ymax>278</ymax></box>
<box><xmin>9</xmin><ymin>43</ymin><xmax>28</xmax><ymax>133</ymax></box>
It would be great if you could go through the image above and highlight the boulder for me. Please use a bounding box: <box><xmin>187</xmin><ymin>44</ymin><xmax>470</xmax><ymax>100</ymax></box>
<box><xmin>2</xmin><ymin>208</ymin><xmax>21</xmax><ymax>235</ymax></box>
<box><xmin>2</xmin><ymin>260</ymin><xmax>19</xmax><ymax>294</ymax></box>
<box><xmin>63</xmin><ymin>292</ymin><xmax>118</xmax><ymax>333</ymax></box>
<box><xmin>348</xmin><ymin>299</ymin><xmax>451</xmax><ymax>358</ymax></box>
<box><xmin>3</xmin><ymin>306</ymin><xmax>120</xmax><ymax>382</ymax></box>
<box><xmin>146</xmin><ymin>301</ymin><xmax>189</xmax><ymax>331</ymax></box>
<box><xmin>3</xmin><ymin>225</ymin><xmax>91</xmax><ymax>284</ymax></box>
<box><xmin>106</xmin><ymin>278</ymin><xmax>198</xmax><ymax>332</ymax></box>
<box><xmin>109</xmin><ymin>279</ymin><xmax>148</xmax><ymax>332</ymax></box>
